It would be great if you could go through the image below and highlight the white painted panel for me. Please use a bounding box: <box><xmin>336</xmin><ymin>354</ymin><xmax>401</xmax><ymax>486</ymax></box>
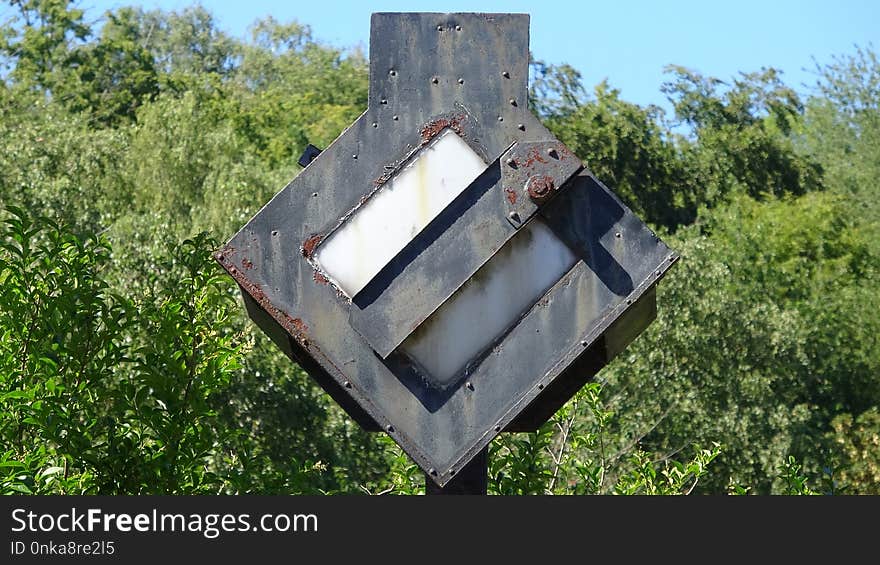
<box><xmin>402</xmin><ymin>220</ymin><xmax>577</xmax><ymax>388</ymax></box>
<box><xmin>314</xmin><ymin>129</ymin><xmax>486</xmax><ymax>297</ymax></box>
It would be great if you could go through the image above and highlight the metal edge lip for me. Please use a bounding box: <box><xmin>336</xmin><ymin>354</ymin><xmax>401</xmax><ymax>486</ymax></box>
<box><xmin>433</xmin><ymin>250</ymin><xmax>680</xmax><ymax>486</ymax></box>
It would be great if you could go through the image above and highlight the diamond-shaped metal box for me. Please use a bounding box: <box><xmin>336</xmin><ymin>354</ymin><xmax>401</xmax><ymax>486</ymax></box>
<box><xmin>215</xmin><ymin>13</ymin><xmax>677</xmax><ymax>487</ymax></box>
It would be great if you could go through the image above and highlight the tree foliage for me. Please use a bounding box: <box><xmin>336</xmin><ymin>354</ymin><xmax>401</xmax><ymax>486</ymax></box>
<box><xmin>1</xmin><ymin>0</ymin><xmax>877</xmax><ymax>494</ymax></box>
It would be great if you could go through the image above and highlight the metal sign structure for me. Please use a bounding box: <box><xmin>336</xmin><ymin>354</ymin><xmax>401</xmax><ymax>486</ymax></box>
<box><xmin>215</xmin><ymin>13</ymin><xmax>678</xmax><ymax>490</ymax></box>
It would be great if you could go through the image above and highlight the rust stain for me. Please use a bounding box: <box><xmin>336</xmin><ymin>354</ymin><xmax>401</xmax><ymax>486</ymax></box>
<box><xmin>419</xmin><ymin>114</ymin><xmax>465</xmax><ymax>145</ymax></box>
<box><xmin>301</xmin><ymin>234</ymin><xmax>323</xmax><ymax>258</ymax></box>
<box><xmin>242</xmin><ymin>257</ymin><xmax>254</xmax><ymax>270</ymax></box>
<box><xmin>313</xmin><ymin>271</ymin><xmax>329</xmax><ymax>285</ymax></box>
<box><xmin>215</xmin><ymin>252</ymin><xmax>311</xmax><ymax>346</ymax></box>
<box><xmin>280</xmin><ymin>313</ymin><xmax>308</xmax><ymax>335</ymax></box>
<box><xmin>504</xmin><ymin>187</ymin><xmax>518</xmax><ymax>205</ymax></box>
<box><xmin>521</xmin><ymin>147</ymin><xmax>549</xmax><ymax>168</ymax></box>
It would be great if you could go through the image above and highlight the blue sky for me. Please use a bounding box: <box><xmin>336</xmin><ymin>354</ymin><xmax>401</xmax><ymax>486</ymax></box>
<box><xmin>72</xmin><ymin>1</ymin><xmax>879</xmax><ymax>112</ymax></box>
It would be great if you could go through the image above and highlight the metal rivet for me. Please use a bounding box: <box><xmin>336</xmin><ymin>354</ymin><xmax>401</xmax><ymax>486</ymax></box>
<box><xmin>517</xmin><ymin>123</ymin><xmax>525</xmax><ymax>131</ymax></box>
<box><xmin>509</xmin><ymin>98</ymin><xmax>517</xmax><ymax>106</ymax></box>
<box><xmin>626</xmin><ymin>298</ymin><xmax>633</xmax><ymax>304</ymax></box>
<box><xmin>431</xmin><ymin>77</ymin><xmax>439</xmax><ymax>84</ymax></box>
<box><xmin>386</xmin><ymin>425</ymin><xmax>394</xmax><ymax>433</ymax></box>
<box><xmin>372</xmin><ymin>122</ymin><xmax>378</xmax><ymax>128</ymax></box>
<box><xmin>538</xmin><ymin>383</ymin><xmax>545</xmax><ymax>390</ymax></box>
<box><xmin>494</xmin><ymin>425</ymin><xmax>502</xmax><ymax>432</ymax></box>
<box><xmin>656</xmin><ymin>269</ymin><xmax>661</xmax><ymax>276</ymax></box>
<box><xmin>458</xmin><ymin>78</ymin><xmax>465</xmax><ymax>85</ymax></box>
<box><xmin>449</xmin><ymin>469</ymin><xmax>456</xmax><ymax>476</ymax></box>
<box><xmin>547</xmin><ymin>148</ymin><xmax>559</xmax><ymax>158</ymax></box>
<box><xmin>380</xmin><ymin>98</ymin><xmax>387</xmax><ymax>104</ymax></box>
<box><xmin>271</xmin><ymin>230</ymin><xmax>278</xmax><ymax>237</ymax></box>
<box><xmin>352</xmin><ymin>154</ymin><xmax>358</xmax><ymax>159</ymax></box>
<box><xmin>343</xmin><ymin>381</ymin><xmax>351</xmax><ymax>388</ymax></box>
<box><xmin>506</xmin><ymin>158</ymin><xmax>516</xmax><ymax>166</ymax></box>
<box><xmin>502</xmin><ymin>71</ymin><xmax>510</xmax><ymax>78</ymax></box>
<box><xmin>429</xmin><ymin>468</ymin><xmax>437</xmax><ymax>476</ymax></box>
<box><xmin>389</xmin><ymin>69</ymin><xmax>396</xmax><ymax>76</ymax></box>
<box><xmin>508</xmin><ymin>211</ymin><xmax>520</xmax><ymax>223</ymax></box>
<box><xmin>615</xmin><ymin>232</ymin><xmax>622</xmax><ymax>238</ymax></box>
<box><xmin>466</xmin><ymin>382</ymin><xmax>474</xmax><ymax>391</ymax></box>
<box><xmin>311</xmin><ymin>192</ymin><xmax>318</xmax><ymax>197</ymax></box>
<box><xmin>580</xmin><ymin>340</ymin><xmax>588</xmax><ymax>347</ymax></box>
<box><xmin>455</xmin><ymin>25</ymin><xmax>461</xmax><ymax>31</ymax></box>
<box><xmin>497</xmin><ymin>116</ymin><xmax>504</xmax><ymax>122</ymax></box>
<box><xmin>393</xmin><ymin>115</ymin><xmax>399</xmax><ymax>121</ymax></box>
<box><xmin>437</xmin><ymin>25</ymin><xmax>443</xmax><ymax>31</ymax></box>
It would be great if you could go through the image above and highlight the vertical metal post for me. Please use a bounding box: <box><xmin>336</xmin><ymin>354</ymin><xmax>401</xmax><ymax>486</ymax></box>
<box><xmin>425</xmin><ymin>447</ymin><xmax>488</xmax><ymax>495</ymax></box>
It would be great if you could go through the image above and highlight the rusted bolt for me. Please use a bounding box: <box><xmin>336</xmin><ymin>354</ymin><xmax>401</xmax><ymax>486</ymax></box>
<box><xmin>526</xmin><ymin>175</ymin><xmax>555</xmax><ymax>202</ymax></box>
<box><xmin>502</xmin><ymin>71</ymin><xmax>510</xmax><ymax>78</ymax></box>
<box><xmin>431</xmin><ymin>77</ymin><xmax>439</xmax><ymax>84</ymax></box>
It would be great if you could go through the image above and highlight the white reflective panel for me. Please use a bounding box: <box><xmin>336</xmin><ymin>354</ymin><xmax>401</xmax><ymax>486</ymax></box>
<box><xmin>314</xmin><ymin>129</ymin><xmax>486</xmax><ymax>297</ymax></box>
<box><xmin>402</xmin><ymin>220</ymin><xmax>577</xmax><ymax>388</ymax></box>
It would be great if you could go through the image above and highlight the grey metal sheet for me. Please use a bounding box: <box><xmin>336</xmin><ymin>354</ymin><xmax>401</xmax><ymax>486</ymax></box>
<box><xmin>215</xmin><ymin>13</ymin><xmax>678</xmax><ymax>486</ymax></box>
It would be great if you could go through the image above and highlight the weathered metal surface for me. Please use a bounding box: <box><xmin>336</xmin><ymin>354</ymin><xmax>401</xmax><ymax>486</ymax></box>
<box><xmin>215</xmin><ymin>13</ymin><xmax>678</xmax><ymax>487</ymax></box>
<box><xmin>501</xmin><ymin>141</ymin><xmax>582</xmax><ymax>227</ymax></box>
<box><xmin>348</xmin><ymin>139</ymin><xmax>580</xmax><ymax>360</ymax></box>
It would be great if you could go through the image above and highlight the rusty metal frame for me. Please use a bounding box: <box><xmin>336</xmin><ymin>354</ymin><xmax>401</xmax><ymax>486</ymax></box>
<box><xmin>215</xmin><ymin>13</ymin><xmax>677</xmax><ymax>487</ymax></box>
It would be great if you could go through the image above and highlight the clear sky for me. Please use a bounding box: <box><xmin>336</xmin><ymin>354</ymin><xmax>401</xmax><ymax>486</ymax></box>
<box><xmin>71</xmin><ymin>1</ymin><xmax>880</xmax><ymax>111</ymax></box>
